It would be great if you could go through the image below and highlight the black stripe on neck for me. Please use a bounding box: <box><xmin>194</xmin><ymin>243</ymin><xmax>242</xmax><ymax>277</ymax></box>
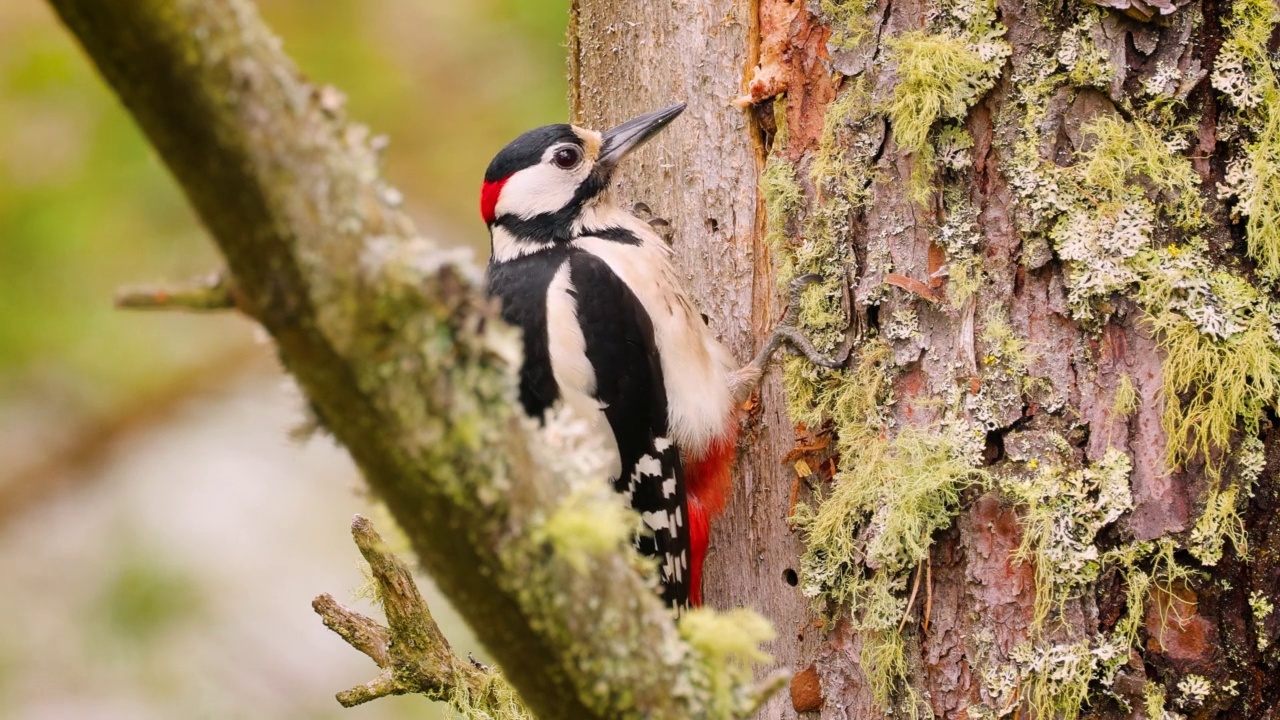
<box><xmin>491</xmin><ymin>164</ymin><xmax>613</xmax><ymax>244</ymax></box>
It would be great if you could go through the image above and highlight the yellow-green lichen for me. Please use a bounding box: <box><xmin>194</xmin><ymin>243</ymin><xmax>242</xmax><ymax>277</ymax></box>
<box><xmin>770</xmin><ymin>80</ymin><xmax>884</xmax><ymax>417</ymax></box>
<box><xmin>811</xmin><ymin>79</ymin><xmax>876</xmax><ymax>212</ymax></box>
<box><xmin>1075</xmin><ymin>115</ymin><xmax>1203</xmax><ymax>231</ymax></box>
<box><xmin>886</xmin><ymin>32</ymin><xmax>1004</xmax><ymax>203</ymax></box>
<box><xmin>820</xmin><ymin>0</ymin><xmax>875</xmax><ymax>51</ymax></box>
<box><xmin>793</xmin><ymin>427</ymin><xmax>986</xmax><ymax>712</ymax></box>
<box><xmin>1144</xmin><ymin>682</ymin><xmax>1171</xmax><ymax>720</ymax></box>
<box><xmin>883</xmin><ymin>0</ymin><xmax>1009</xmax><ymax>203</ymax></box>
<box><xmin>783</xmin><ymin>340</ymin><xmax>893</xmax><ymax>452</ymax></box>
<box><xmin>534</xmin><ymin>488</ymin><xmax>635</xmax><ymax>573</ymax></box>
<box><xmin>1213</xmin><ymin>0</ymin><xmax>1280</xmax><ymax>280</ymax></box>
<box><xmin>679</xmin><ymin>608</ymin><xmax>776</xmax><ymax>718</ymax></box>
<box><xmin>446</xmin><ymin>670</ymin><xmax>534</xmax><ymax>720</ymax></box>
<box><xmin>1188</xmin><ymin>484</ymin><xmax>1248</xmax><ymax>566</ymax></box>
<box><xmin>761</xmin><ymin>154</ymin><xmax>806</xmax><ymax>286</ymax></box>
<box><xmin>1143</xmin><ymin>301</ymin><xmax>1280</xmax><ymax>475</ymax></box>
<box><xmin>1113</xmin><ymin>374</ymin><xmax>1137</xmax><ymax>416</ymax></box>
<box><xmin>762</xmin><ymin>83</ymin><xmax>872</xmax><ymax>356</ymax></box>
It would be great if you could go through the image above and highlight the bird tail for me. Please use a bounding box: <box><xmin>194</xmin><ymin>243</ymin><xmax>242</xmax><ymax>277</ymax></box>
<box><xmin>619</xmin><ymin>435</ymin><xmax>692</xmax><ymax>610</ymax></box>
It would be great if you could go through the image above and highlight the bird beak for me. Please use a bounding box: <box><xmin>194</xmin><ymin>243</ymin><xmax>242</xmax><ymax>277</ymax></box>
<box><xmin>598</xmin><ymin>103</ymin><xmax>686</xmax><ymax>168</ymax></box>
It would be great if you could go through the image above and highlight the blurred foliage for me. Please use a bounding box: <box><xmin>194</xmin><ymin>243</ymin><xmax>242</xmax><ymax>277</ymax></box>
<box><xmin>0</xmin><ymin>0</ymin><xmax>568</xmax><ymax>410</ymax></box>
<box><xmin>96</xmin><ymin>553</ymin><xmax>204</xmax><ymax>645</ymax></box>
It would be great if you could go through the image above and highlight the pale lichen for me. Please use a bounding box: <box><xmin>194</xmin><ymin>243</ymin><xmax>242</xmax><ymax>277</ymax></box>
<box><xmin>1176</xmin><ymin>675</ymin><xmax>1212</xmax><ymax>709</ymax></box>
<box><xmin>1250</xmin><ymin>589</ymin><xmax>1275</xmax><ymax>651</ymax></box>
<box><xmin>1010</xmin><ymin>635</ymin><xmax>1129</xmax><ymax>720</ymax></box>
<box><xmin>1056</xmin><ymin>10</ymin><xmax>1116</xmax><ymax>90</ymax></box>
<box><xmin>1007</xmin><ymin>445</ymin><xmax>1133</xmax><ymax>628</ymax></box>
<box><xmin>446</xmin><ymin>670</ymin><xmax>536</xmax><ymax>720</ymax></box>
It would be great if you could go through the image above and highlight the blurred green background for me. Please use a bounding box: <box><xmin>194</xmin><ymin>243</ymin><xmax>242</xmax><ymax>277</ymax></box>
<box><xmin>0</xmin><ymin>1</ymin><xmax>567</xmax><ymax>717</ymax></box>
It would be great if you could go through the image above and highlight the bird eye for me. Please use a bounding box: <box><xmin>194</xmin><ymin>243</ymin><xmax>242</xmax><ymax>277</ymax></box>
<box><xmin>552</xmin><ymin>146</ymin><xmax>582</xmax><ymax>169</ymax></box>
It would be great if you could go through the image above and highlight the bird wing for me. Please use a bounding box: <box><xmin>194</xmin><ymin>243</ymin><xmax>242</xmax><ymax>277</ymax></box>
<box><xmin>486</xmin><ymin>249</ymin><xmax>572</xmax><ymax>418</ymax></box>
<box><xmin>566</xmin><ymin>251</ymin><xmax>691</xmax><ymax>609</ymax></box>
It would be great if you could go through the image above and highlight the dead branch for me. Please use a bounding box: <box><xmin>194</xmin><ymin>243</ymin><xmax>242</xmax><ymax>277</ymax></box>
<box><xmin>314</xmin><ymin>515</ymin><xmax>526</xmax><ymax>714</ymax></box>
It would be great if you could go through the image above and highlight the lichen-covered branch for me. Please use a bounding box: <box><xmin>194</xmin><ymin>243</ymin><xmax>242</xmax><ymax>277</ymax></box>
<box><xmin>45</xmin><ymin>1</ymin><xmax>777</xmax><ymax>718</ymax></box>
<box><xmin>314</xmin><ymin>516</ymin><xmax>529</xmax><ymax>715</ymax></box>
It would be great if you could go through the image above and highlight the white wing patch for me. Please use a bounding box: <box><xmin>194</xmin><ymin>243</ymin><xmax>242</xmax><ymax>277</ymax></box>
<box><xmin>545</xmin><ymin>263</ymin><xmax>621</xmax><ymax>480</ymax></box>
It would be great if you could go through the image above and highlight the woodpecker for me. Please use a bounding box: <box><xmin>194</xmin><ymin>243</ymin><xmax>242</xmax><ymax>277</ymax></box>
<box><xmin>482</xmin><ymin>104</ymin><xmax>842</xmax><ymax>609</ymax></box>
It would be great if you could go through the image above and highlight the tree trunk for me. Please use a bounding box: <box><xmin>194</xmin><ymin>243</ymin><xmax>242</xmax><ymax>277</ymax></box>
<box><xmin>572</xmin><ymin>0</ymin><xmax>1280</xmax><ymax>717</ymax></box>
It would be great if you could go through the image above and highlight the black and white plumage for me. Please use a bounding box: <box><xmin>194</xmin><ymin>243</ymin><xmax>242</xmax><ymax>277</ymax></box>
<box><xmin>481</xmin><ymin>105</ymin><xmax>740</xmax><ymax>609</ymax></box>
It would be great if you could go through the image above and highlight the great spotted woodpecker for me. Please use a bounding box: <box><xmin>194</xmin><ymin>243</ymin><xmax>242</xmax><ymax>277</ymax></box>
<box><xmin>481</xmin><ymin>104</ymin><xmax>842</xmax><ymax>609</ymax></box>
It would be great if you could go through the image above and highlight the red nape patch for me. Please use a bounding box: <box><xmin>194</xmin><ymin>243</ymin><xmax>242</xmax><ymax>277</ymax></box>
<box><xmin>480</xmin><ymin>176</ymin><xmax>509</xmax><ymax>224</ymax></box>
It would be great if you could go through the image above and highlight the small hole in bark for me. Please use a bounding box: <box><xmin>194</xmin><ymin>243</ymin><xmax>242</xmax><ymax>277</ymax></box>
<box><xmin>706</xmin><ymin>217</ymin><xmax>719</xmax><ymax>233</ymax></box>
<box><xmin>1068</xmin><ymin>424</ymin><xmax>1090</xmax><ymax>449</ymax></box>
<box><xmin>982</xmin><ymin>429</ymin><xmax>1005</xmax><ymax>465</ymax></box>
<box><xmin>783</xmin><ymin>568</ymin><xmax>799</xmax><ymax>586</ymax></box>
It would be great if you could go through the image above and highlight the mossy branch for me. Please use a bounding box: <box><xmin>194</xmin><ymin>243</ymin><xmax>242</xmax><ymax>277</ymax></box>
<box><xmin>45</xmin><ymin>1</ymin><xmax>779</xmax><ymax>718</ymax></box>
<box><xmin>314</xmin><ymin>516</ymin><xmax>528</xmax><ymax>714</ymax></box>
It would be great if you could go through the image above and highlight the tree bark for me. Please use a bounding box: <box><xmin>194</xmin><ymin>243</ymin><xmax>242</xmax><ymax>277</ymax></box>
<box><xmin>46</xmin><ymin>2</ymin><xmax>780</xmax><ymax>718</ymax></box>
<box><xmin>572</xmin><ymin>0</ymin><xmax>1280</xmax><ymax>717</ymax></box>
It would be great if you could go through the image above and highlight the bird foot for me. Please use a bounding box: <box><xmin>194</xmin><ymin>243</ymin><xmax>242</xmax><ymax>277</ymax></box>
<box><xmin>731</xmin><ymin>274</ymin><xmax>854</xmax><ymax>402</ymax></box>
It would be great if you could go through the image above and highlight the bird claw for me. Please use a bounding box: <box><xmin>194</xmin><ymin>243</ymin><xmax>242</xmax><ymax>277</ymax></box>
<box><xmin>730</xmin><ymin>272</ymin><xmax>854</xmax><ymax>401</ymax></box>
<box><xmin>632</xmin><ymin>202</ymin><xmax>675</xmax><ymax>245</ymax></box>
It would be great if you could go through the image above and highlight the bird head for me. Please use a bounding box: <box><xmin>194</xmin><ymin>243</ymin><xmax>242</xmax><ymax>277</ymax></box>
<box><xmin>480</xmin><ymin>103</ymin><xmax>685</xmax><ymax>252</ymax></box>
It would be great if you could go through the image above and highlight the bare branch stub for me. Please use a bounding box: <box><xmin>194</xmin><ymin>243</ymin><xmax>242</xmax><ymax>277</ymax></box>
<box><xmin>312</xmin><ymin>593</ymin><xmax>390</xmax><ymax>667</ymax></box>
<box><xmin>313</xmin><ymin>515</ymin><xmax>518</xmax><ymax>711</ymax></box>
<box><xmin>115</xmin><ymin>270</ymin><xmax>239</xmax><ymax>312</ymax></box>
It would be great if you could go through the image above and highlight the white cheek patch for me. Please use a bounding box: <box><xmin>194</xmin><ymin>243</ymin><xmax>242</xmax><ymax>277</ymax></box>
<box><xmin>495</xmin><ymin>156</ymin><xmax>591</xmax><ymax>219</ymax></box>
